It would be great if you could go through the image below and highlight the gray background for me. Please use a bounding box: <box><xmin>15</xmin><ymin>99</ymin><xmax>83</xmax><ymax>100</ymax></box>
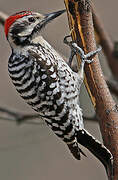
<box><xmin>0</xmin><ymin>0</ymin><xmax>117</xmax><ymax>180</ymax></box>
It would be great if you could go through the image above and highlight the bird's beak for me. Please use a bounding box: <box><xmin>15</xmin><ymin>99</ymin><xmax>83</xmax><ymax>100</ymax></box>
<box><xmin>36</xmin><ymin>9</ymin><xmax>66</xmax><ymax>30</ymax></box>
<box><xmin>29</xmin><ymin>9</ymin><xmax>66</xmax><ymax>35</ymax></box>
<box><xmin>44</xmin><ymin>9</ymin><xmax>66</xmax><ymax>23</ymax></box>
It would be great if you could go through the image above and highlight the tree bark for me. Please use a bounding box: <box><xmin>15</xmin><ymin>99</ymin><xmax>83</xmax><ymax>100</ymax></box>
<box><xmin>64</xmin><ymin>0</ymin><xmax>118</xmax><ymax>179</ymax></box>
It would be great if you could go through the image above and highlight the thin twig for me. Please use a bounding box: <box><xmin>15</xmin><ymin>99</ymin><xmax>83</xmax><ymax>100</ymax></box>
<box><xmin>0</xmin><ymin>105</ymin><xmax>97</xmax><ymax>124</ymax></box>
<box><xmin>0</xmin><ymin>11</ymin><xmax>8</xmax><ymax>25</ymax></box>
<box><xmin>0</xmin><ymin>106</ymin><xmax>44</xmax><ymax>125</ymax></box>
<box><xmin>83</xmin><ymin>115</ymin><xmax>97</xmax><ymax>122</ymax></box>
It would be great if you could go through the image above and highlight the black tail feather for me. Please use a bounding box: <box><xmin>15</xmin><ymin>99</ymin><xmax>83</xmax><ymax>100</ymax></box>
<box><xmin>67</xmin><ymin>140</ymin><xmax>87</xmax><ymax>160</ymax></box>
<box><xmin>76</xmin><ymin>129</ymin><xmax>113</xmax><ymax>180</ymax></box>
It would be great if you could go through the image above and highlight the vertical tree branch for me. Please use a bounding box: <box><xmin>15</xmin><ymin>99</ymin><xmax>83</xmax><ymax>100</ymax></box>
<box><xmin>64</xmin><ymin>0</ymin><xmax>118</xmax><ymax>179</ymax></box>
<box><xmin>92</xmin><ymin>8</ymin><xmax>118</xmax><ymax>80</ymax></box>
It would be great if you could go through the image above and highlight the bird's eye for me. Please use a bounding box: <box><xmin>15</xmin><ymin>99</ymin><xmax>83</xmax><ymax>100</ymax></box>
<box><xmin>28</xmin><ymin>17</ymin><xmax>36</xmax><ymax>23</ymax></box>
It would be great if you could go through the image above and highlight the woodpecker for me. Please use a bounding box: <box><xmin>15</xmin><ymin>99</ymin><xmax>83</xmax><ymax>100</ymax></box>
<box><xmin>4</xmin><ymin>10</ymin><xmax>113</xmax><ymax>179</ymax></box>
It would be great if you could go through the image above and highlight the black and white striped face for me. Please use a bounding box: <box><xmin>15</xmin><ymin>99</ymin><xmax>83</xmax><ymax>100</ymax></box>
<box><xmin>7</xmin><ymin>12</ymin><xmax>45</xmax><ymax>46</ymax></box>
<box><xmin>5</xmin><ymin>10</ymin><xmax>65</xmax><ymax>47</ymax></box>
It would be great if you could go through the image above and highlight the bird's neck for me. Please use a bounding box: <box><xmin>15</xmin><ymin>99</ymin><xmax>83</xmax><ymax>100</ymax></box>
<box><xmin>31</xmin><ymin>35</ymin><xmax>61</xmax><ymax>59</ymax></box>
<box><xmin>11</xmin><ymin>35</ymin><xmax>61</xmax><ymax>63</ymax></box>
<box><xmin>31</xmin><ymin>35</ymin><xmax>53</xmax><ymax>51</ymax></box>
<box><xmin>11</xmin><ymin>35</ymin><xmax>50</xmax><ymax>54</ymax></box>
<box><xmin>31</xmin><ymin>35</ymin><xmax>46</xmax><ymax>45</ymax></box>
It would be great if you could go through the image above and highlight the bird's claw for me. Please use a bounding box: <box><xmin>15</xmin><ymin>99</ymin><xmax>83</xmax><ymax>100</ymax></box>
<box><xmin>63</xmin><ymin>35</ymin><xmax>76</xmax><ymax>46</ymax></box>
<box><xmin>63</xmin><ymin>35</ymin><xmax>102</xmax><ymax>67</ymax></box>
<box><xmin>84</xmin><ymin>59</ymin><xmax>94</xmax><ymax>64</ymax></box>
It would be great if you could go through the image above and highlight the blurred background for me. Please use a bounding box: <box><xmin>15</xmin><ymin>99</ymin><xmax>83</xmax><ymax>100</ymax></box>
<box><xmin>0</xmin><ymin>0</ymin><xmax>117</xmax><ymax>180</ymax></box>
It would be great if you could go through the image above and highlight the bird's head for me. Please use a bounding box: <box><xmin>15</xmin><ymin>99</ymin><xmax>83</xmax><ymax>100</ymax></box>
<box><xmin>4</xmin><ymin>10</ymin><xmax>65</xmax><ymax>47</ymax></box>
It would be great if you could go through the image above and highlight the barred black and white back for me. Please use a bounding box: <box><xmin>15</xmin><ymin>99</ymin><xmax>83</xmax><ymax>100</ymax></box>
<box><xmin>8</xmin><ymin>36</ymin><xmax>84</xmax><ymax>159</ymax></box>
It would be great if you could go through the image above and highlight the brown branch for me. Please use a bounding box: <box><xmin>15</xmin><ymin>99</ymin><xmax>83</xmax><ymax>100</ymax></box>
<box><xmin>64</xmin><ymin>0</ymin><xmax>118</xmax><ymax>179</ymax></box>
<box><xmin>0</xmin><ymin>11</ymin><xmax>8</xmax><ymax>25</ymax></box>
<box><xmin>92</xmin><ymin>8</ymin><xmax>118</xmax><ymax>80</ymax></box>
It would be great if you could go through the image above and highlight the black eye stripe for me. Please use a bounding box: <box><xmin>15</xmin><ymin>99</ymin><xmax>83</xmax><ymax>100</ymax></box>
<box><xmin>11</xmin><ymin>23</ymin><xmax>25</xmax><ymax>35</ymax></box>
<box><xmin>28</xmin><ymin>17</ymin><xmax>36</xmax><ymax>23</ymax></box>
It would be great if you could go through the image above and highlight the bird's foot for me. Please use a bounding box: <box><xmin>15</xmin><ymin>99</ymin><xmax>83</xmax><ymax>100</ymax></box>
<box><xmin>63</xmin><ymin>35</ymin><xmax>102</xmax><ymax>67</ymax></box>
